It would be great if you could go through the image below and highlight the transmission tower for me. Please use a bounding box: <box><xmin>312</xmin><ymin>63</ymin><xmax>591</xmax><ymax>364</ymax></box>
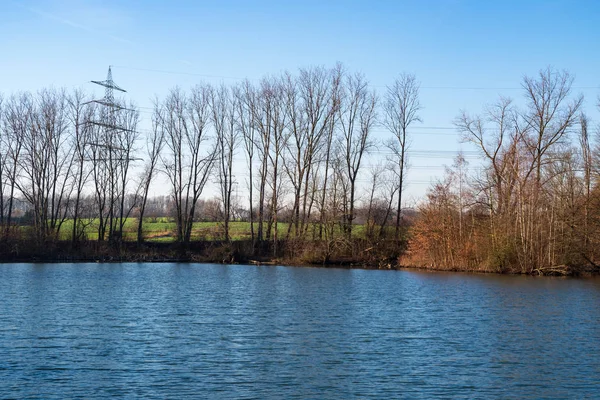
<box><xmin>92</xmin><ymin>66</ymin><xmax>126</xmax><ymax>103</ymax></box>
<box><xmin>85</xmin><ymin>66</ymin><xmax>132</xmax><ymax>148</ymax></box>
<box><xmin>86</xmin><ymin>66</ymin><xmax>138</xmax><ymax>242</ymax></box>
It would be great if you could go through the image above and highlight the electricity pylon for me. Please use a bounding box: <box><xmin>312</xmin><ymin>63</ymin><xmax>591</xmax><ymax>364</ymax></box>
<box><xmin>86</xmin><ymin>66</ymin><xmax>137</xmax><ymax>242</ymax></box>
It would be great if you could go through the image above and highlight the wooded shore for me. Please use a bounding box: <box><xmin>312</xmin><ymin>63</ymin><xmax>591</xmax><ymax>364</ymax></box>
<box><xmin>2</xmin><ymin>66</ymin><xmax>599</xmax><ymax>279</ymax></box>
<box><xmin>1</xmin><ymin>239</ymin><xmax>597</xmax><ymax>277</ymax></box>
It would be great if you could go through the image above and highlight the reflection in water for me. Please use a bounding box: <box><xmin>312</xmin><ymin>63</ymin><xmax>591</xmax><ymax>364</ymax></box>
<box><xmin>0</xmin><ymin>263</ymin><xmax>599</xmax><ymax>398</ymax></box>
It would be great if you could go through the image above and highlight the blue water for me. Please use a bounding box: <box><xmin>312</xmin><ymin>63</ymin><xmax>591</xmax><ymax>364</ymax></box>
<box><xmin>0</xmin><ymin>263</ymin><xmax>599</xmax><ymax>398</ymax></box>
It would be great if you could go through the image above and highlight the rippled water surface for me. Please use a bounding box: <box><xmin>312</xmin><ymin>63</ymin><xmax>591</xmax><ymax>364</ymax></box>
<box><xmin>1</xmin><ymin>263</ymin><xmax>599</xmax><ymax>398</ymax></box>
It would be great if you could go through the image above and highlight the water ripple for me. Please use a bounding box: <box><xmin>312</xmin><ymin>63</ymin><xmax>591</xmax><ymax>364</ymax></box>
<box><xmin>0</xmin><ymin>263</ymin><xmax>599</xmax><ymax>399</ymax></box>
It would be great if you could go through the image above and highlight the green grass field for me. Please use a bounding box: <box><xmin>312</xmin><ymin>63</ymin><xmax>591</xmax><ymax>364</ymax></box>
<box><xmin>54</xmin><ymin>218</ymin><xmax>374</xmax><ymax>242</ymax></box>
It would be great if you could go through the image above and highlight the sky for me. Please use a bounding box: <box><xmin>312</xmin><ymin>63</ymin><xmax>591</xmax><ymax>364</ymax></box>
<box><xmin>1</xmin><ymin>0</ymin><xmax>599</xmax><ymax>204</ymax></box>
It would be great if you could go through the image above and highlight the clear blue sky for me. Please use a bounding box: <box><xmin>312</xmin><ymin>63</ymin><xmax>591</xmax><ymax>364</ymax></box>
<box><xmin>2</xmin><ymin>0</ymin><xmax>599</xmax><ymax>202</ymax></box>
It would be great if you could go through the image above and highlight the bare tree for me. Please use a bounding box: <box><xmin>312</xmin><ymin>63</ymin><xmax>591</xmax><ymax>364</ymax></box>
<box><xmin>383</xmin><ymin>73</ymin><xmax>422</xmax><ymax>239</ymax></box>
<box><xmin>1</xmin><ymin>93</ymin><xmax>30</xmax><ymax>238</ymax></box>
<box><xmin>283</xmin><ymin>66</ymin><xmax>340</xmax><ymax>237</ymax></box>
<box><xmin>519</xmin><ymin>67</ymin><xmax>582</xmax><ymax>269</ymax></box>
<box><xmin>521</xmin><ymin>67</ymin><xmax>583</xmax><ymax>188</ymax></box>
<box><xmin>136</xmin><ymin>99</ymin><xmax>165</xmax><ymax>244</ymax></box>
<box><xmin>113</xmin><ymin>104</ymin><xmax>140</xmax><ymax>240</ymax></box>
<box><xmin>235</xmin><ymin>81</ymin><xmax>257</xmax><ymax>245</ymax></box>
<box><xmin>282</xmin><ymin>71</ymin><xmax>304</xmax><ymax>238</ymax></box>
<box><xmin>316</xmin><ymin>65</ymin><xmax>343</xmax><ymax>240</ymax></box>
<box><xmin>455</xmin><ymin>97</ymin><xmax>520</xmax><ymax>255</ymax></box>
<box><xmin>210</xmin><ymin>84</ymin><xmax>239</xmax><ymax>241</ymax></box>
<box><xmin>264</xmin><ymin>77</ymin><xmax>289</xmax><ymax>254</ymax></box>
<box><xmin>16</xmin><ymin>89</ymin><xmax>74</xmax><ymax>240</ymax></box>
<box><xmin>254</xmin><ymin>78</ymin><xmax>273</xmax><ymax>244</ymax></box>
<box><xmin>66</xmin><ymin>89</ymin><xmax>94</xmax><ymax>243</ymax></box>
<box><xmin>316</xmin><ymin>113</ymin><xmax>337</xmax><ymax>240</ymax></box>
<box><xmin>88</xmin><ymin>115</ymin><xmax>110</xmax><ymax>241</ymax></box>
<box><xmin>158</xmin><ymin>86</ymin><xmax>216</xmax><ymax>244</ymax></box>
<box><xmin>338</xmin><ymin>72</ymin><xmax>377</xmax><ymax>239</ymax></box>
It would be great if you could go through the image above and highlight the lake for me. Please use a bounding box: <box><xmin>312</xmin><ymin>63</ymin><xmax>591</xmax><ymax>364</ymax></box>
<box><xmin>0</xmin><ymin>263</ymin><xmax>598</xmax><ymax>398</ymax></box>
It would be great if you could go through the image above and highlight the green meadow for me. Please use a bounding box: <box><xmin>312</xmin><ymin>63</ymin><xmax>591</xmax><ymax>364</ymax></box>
<box><xmin>55</xmin><ymin>218</ymin><xmax>372</xmax><ymax>242</ymax></box>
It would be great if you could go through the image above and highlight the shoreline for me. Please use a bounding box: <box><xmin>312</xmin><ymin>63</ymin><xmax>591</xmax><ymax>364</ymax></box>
<box><xmin>1</xmin><ymin>239</ymin><xmax>598</xmax><ymax>277</ymax></box>
<box><xmin>1</xmin><ymin>253</ymin><xmax>598</xmax><ymax>278</ymax></box>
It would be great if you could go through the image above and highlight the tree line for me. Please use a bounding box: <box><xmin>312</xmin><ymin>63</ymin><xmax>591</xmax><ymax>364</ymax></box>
<box><xmin>0</xmin><ymin>65</ymin><xmax>417</xmax><ymax>251</ymax></box>
<box><xmin>1</xmin><ymin>65</ymin><xmax>598</xmax><ymax>273</ymax></box>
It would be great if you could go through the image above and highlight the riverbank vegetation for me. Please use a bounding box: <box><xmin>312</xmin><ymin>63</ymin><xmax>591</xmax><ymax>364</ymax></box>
<box><xmin>403</xmin><ymin>68</ymin><xmax>600</xmax><ymax>276</ymax></box>
<box><xmin>0</xmin><ymin>65</ymin><xmax>598</xmax><ymax>275</ymax></box>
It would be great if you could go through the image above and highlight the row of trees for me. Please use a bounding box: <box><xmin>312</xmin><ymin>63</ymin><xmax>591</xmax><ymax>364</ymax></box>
<box><xmin>0</xmin><ymin>89</ymin><xmax>140</xmax><ymax>243</ymax></box>
<box><xmin>406</xmin><ymin>67</ymin><xmax>600</xmax><ymax>274</ymax></box>
<box><xmin>0</xmin><ymin>64</ymin><xmax>420</xmax><ymax>250</ymax></box>
<box><xmin>140</xmin><ymin>64</ymin><xmax>423</xmax><ymax>249</ymax></box>
<box><xmin>3</xmin><ymin>64</ymin><xmax>598</xmax><ymax>272</ymax></box>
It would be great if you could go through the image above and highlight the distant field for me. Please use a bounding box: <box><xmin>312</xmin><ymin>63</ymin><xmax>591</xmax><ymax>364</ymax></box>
<box><xmin>55</xmin><ymin>218</ymin><xmax>374</xmax><ymax>242</ymax></box>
